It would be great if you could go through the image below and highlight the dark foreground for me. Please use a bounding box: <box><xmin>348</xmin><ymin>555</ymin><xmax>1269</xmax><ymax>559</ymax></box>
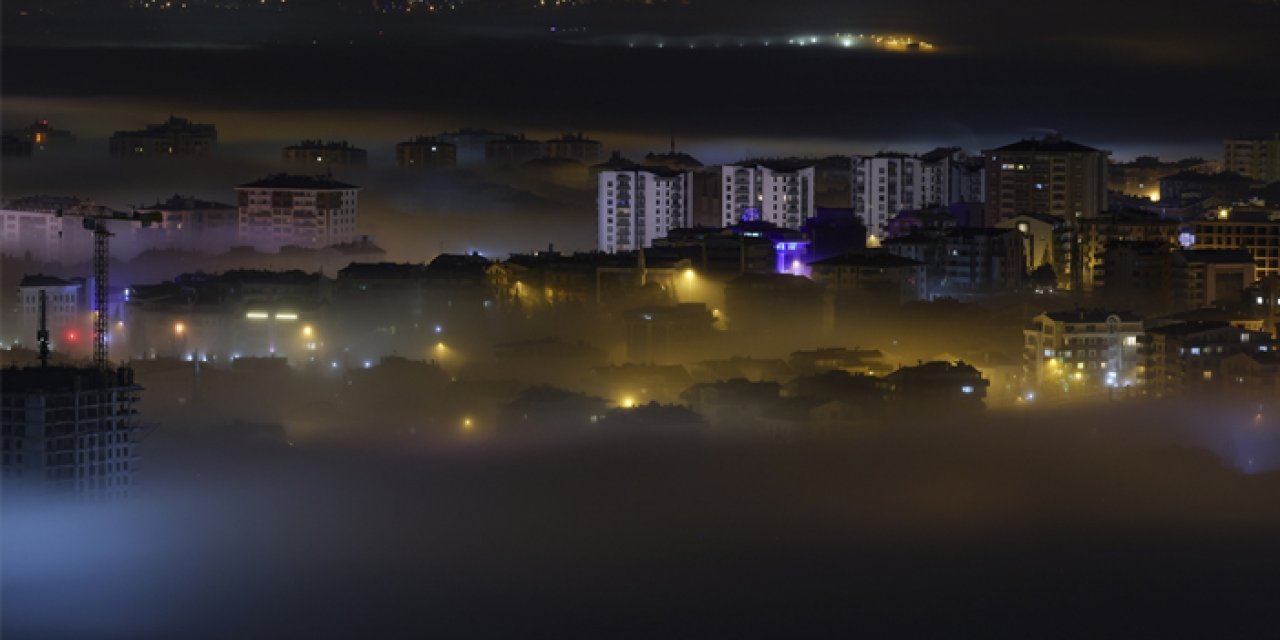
<box><xmin>5</xmin><ymin>419</ymin><xmax>1280</xmax><ymax>638</ymax></box>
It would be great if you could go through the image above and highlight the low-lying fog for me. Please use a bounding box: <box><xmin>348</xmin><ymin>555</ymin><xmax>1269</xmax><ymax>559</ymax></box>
<box><xmin>5</xmin><ymin>402</ymin><xmax>1280</xmax><ymax>638</ymax></box>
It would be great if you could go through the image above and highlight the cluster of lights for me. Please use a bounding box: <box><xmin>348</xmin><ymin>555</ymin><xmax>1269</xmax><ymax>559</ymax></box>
<box><xmin>621</xmin><ymin>33</ymin><xmax>934</xmax><ymax>52</ymax></box>
<box><xmin>245</xmin><ymin>311</ymin><xmax>299</xmax><ymax>321</ymax></box>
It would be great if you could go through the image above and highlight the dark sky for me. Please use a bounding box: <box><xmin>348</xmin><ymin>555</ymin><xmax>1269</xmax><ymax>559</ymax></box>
<box><xmin>3</xmin><ymin>0</ymin><xmax>1278</xmax><ymax>158</ymax></box>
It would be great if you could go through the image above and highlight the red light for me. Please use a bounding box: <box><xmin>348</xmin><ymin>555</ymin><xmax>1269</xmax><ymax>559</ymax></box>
<box><xmin>39</xmin><ymin>119</ymin><xmax>49</xmax><ymax>126</ymax></box>
<box><xmin>64</xmin><ymin>330</ymin><xmax>78</xmax><ymax>342</ymax></box>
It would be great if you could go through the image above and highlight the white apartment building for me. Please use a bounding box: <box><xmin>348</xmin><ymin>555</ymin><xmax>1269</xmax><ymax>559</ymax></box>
<box><xmin>598</xmin><ymin>168</ymin><xmax>693</xmax><ymax>253</ymax></box>
<box><xmin>13</xmin><ymin>275</ymin><xmax>90</xmax><ymax>350</ymax></box>
<box><xmin>1</xmin><ymin>197</ymin><xmax>166</xmax><ymax>264</ymax></box>
<box><xmin>1023</xmin><ymin>309</ymin><xmax>1144</xmax><ymax>395</ymax></box>
<box><xmin>720</xmin><ymin>163</ymin><xmax>815</xmax><ymax>229</ymax></box>
<box><xmin>235</xmin><ymin>174</ymin><xmax>361</xmax><ymax>251</ymax></box>
<box><xmin>852</xmin><ymin>148</ymin><xmax>984</xmax><ymax>240</ymax></box>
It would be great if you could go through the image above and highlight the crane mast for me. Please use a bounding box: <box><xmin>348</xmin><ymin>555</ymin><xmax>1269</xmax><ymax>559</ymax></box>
<box><xmin>83</xmin><ymin>216</ymin><xmax>114</xmax><ymax>370</ymax></box>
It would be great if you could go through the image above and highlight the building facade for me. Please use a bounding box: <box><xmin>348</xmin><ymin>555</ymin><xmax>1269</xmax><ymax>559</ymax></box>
<box><xmin>852</xmin><ymin>148</ymin><xmax>984</xmax><ymax>240</ymax></box>
<box><xmin>598</xmin><ymin>168</ymin><xmax>693</xmax><ymax>253</ymax></box>
<box><xmin>108</xmin><ymin>116</ymin><xmax>217</xmax><ymax>157</ymax></box>
<box><xmin>282</xmin><ymin>140</ymin><xmax>368</xmax><ymax>167</ymax></box>
<box><xmin>396</xmin><ymin>136</ymin><xmax>458</xmax><ymax>169</ymax></box>
<box><xmin>544</xmin><ymin>133</ymin><xmax>603</xmax><ymax>165</ymax></box>
<box><xmin>14</xmin><ymin>275</ymin><xmax>92</xmax><ymax>354</ymax></box>
<box><xmin>1223</xmin><ymin>134</ymin><xmax>1280</xmax><ymax>183</ymax></box>
<box><xmin>0</xmin><ymin>196</ymin><xmax>166</xmax><ymax>264</ymax></box>
<box><xmin>135</xmin><ymin>194</ymin><xmax>239</xmax><ymax>253</ymax></box>
<box><xmin>720</xmin><ymin>163</ymin><xmax>815</xmax><ymax>230</ymax></box>
<box><xmin>1024</xmin><ymin>310</ymin><xmax>1144</xmax><ymax>394</ymax></box>
<box><xmin>1192</xmin><ymin>209</ymin><xmax>1280</xmax><ymax>279</ymax></box>
<box><xmin>235</xmin><ymin>174</ymin><xmax>361</xmax><ymax>251</ymax></box>
<box><xmin>982</xmin><ymin>136</ymin><xmax>1108</xmax><ymax>226</ymax></box>
<box><xmin>1</xmin><ymin>366</ymin><xmax>142</xmax><ymax>499</ymax></box>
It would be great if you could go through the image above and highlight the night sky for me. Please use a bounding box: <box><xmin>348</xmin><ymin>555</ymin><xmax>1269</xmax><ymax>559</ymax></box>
<box><xmin>3</xmin><ymin>0</ymin><xmax>1278</xmax><ymax>159</ymax></box>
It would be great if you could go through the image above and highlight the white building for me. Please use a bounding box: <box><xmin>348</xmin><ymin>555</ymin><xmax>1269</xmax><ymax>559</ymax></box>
<box><xmin>1</xmin><ymin>196</ymin><xmax>166</xmax><ymax>264</ymax></box>
<box><xmin>235</xmin><ymin>174</ymin><xmax>361</xmax><ymax>251</ymax></box>
<box><xmin>598</xmin><ymin>168</ymin><xmax>693</xmax><ymax>253</ymax></box>
<box><xmin>1023</xmin><ymin>309</ymin><xmax>1144</xmax><ymax>395</ymax></box>
<box><xmin>720</xmin><ymin>163</ymin><xmax>815</xmax><ymax>229</ymax></box>
<box><xmin>852</xmin><ymin>148</ymin><xmax>984</xmax><ymax>240</ymax></box>
<box><xmin>13</xmin><ymin>275</ymin><xmax>91</xmax><ymax>351</ymax></box>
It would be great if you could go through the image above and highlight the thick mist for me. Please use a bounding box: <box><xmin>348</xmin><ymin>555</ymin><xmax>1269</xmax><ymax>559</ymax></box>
<box><xmin>5</xmin><ymin>405</ymin><xmax>1280</xmax><ymax>639</ymax></box>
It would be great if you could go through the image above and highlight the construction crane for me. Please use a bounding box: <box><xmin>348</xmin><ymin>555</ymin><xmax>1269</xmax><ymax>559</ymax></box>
<box><xmin>83</xmin><ymin>216</ymin><xmax>114</xmax><ymax>370</ymax></box>
<box><xmin>37</xmin><ymin>289</ymin><xmax>51</xmax><ymax>368</ymax></box>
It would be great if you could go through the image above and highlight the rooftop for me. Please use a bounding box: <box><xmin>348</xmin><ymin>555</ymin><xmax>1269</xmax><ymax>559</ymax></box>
<box><xmin>140</xmin><ymin>194</ymin><xmax>234</xmax><ymax>211</ymax></box>
<box><xmin>19</xmin><ymin>274</ymin><xmax>80</xmax><ymax>288</ymax></box>
<box><xmin>236</xmin><ymin>174</ymin><xmax>360</xmax><ymax>190</ymax></box>
<box><xmin>1175</xmin><ymin>248</ymin><xmax>1257</xmax><ymax>264</ymax></box>
<box><xmin>1</xmin><ymin>366</ymin><xmax>138</xmax><ymax>394</ymax></box>
<box><xmin>1145</xmin><ymin>321</ymin><xmax>1234</xmax><ymax>337</ymax></box>
<box><xmin>988</xmin><ymin>136</ymin><xmax>1102</xmax><ymax>154</ymax></box>
<box><xmin>809</xmin><ymin>251</ymin><xmax>924</xmax><ymax>268</ymax></box>
<box><xmin>1042</xmin><ymin>309</ymin><xmax>1142</xmax><ymax>324</ymax></box>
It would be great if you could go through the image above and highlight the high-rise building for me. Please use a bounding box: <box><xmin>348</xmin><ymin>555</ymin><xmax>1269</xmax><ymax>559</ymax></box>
<box><xmin>434</xmin><ymin>129</ymin><xmax>510</xmax><ymax>167</ymax></box>
<box><xmin>1192</xmin><ymin>208</ymin><xmax>1280</xmax><ymax>279</ymax></box>
<box><xmin>486</xmin><ymin>134</ymin><xmax>545</xmax><ymax>166</ymax></box>
<box><xmin>282</xmin><ymin>140</ymin><xmax>368</xmax><ymax>167</ymax></box>
<box><xmin>108</xmin><ymin>116</ymin><xmax>217</xmax><ymax>157</ymax></box>
<box><xmin>0</xmin><ymin>196</ymin><xmax>166</xmax><ymax>264</ymax></box>
<box><xmin>1</xmin><ymin>366</ymin><xmax>142</xmax><ymax>499</ymax></box>
<box><xmin>235</xmin><ymin>174</ymin><xmax>361</xmax><ymax>251</ymax></box>
<box><xmin>544</xmin><ymin>133</ymin><xmax>603</xmax><ymax>165</ymax></box>
<box><xmin>982</xmin><ymin>135</ymin><xmax>1108</xmax><ymax>226</ymax></box>
<box><xmin>3</xmin><ymin>119</ymin><xmax>75</xmax><ymax>152</ymax></box>
<box><xmin>720</xmin><ymin>163</ymin><xmax>815</xmax><ymax>230</ymax></box>
<box><xmin>598</xmin><ymin>168</ymin><xmax>693</xmax><ymax>253</ymax></box>
<box><xmin>1223</xmin><ymin>134</ymin><xmax>1280</xmax><ymax>183</ymax></box>
<box><xmin>851</xmin><ymin>148</ymin><xmax>983</xmax><ymax>240</ymax></box>
<box><xmin>14</xmin><ymin>275</ymin><xmax>93</xmax><ymax>354</ymax></box>
<box><xmin>396</xmin><ymin>136</ymin><xmax>457</xmax><ymax>169</ymax></box>
<box><xmin>1023</xmin><ymin>309</ymin><xmax>1144</xmax><ymax>394</ymax></box>
<box><xmin>135</xmin><ymin>194</ymin><xmax>239</xmax><ymax>253</ymax></box>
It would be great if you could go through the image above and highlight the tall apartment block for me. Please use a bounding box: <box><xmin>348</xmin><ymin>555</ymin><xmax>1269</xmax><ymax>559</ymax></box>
<box><xmin>598</xmin><ymin>168</ymin><xmax>693</xmax><ymax>253</ymax></box>
<box><xmin>982</xmin><ymin>135</ymin><xmax>1108</xmax><ymax>226</ymax></box>
<box><xmin>720</xmin><ymin>163</ymin><xmax>815</xmax><ymax>230</ymax></box>
<box><xmin>108</xmin><ymin>116</ymin><xmax>217</xmax><ymax>157</ymax></box>
<box><xmin>282</xmin><ymin>140</ymin><xmax>368</xmax><ymax>168</ymax></box>
<box><xmin>851</xmin><ymin>148</ymin><xmax>984</xmax><ymax>240</ymax></box>
<box><xmin>544</xmin><ymin>133</ymin><xmax>603</xmax><ymax>165</ymax></box>
<box><xmin>396</xmin><ymin>136</ymin><xmax>458</xmax><ymax>169</ymax></box>
<box><xmin>1224</xmin><ymin>134</ymin><xmax>1280</xmax><ymax>183</ymax></box>
<box><xmin>1193</xmin><ymin>209</ymin><xmax>1280</xmax><ymax>278</ymax></box>
<box><xmin>1</xmin><ymin>366</ymin><xmax>142</xmax><ymax>499</ymax></box>
<box><xmin>235</xmin><ymin>174</ymin><xmax>361</xmax><ymax>251</ymax></box>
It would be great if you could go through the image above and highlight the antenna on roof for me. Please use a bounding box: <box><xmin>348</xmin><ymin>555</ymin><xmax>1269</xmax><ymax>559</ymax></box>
<box><xmin>670</xmin><ymin>135</ymin><xmax>676</xmax><ymax>155</ymax></box>
<box><xmin>37</xmin><ymin>289</ymin><xmax>50</xmax><ymax>369</ymax></box>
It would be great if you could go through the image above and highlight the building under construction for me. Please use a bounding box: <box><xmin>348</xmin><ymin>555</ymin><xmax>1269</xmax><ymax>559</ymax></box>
<box><xmin>1</xmin><ymin>208</ymin><xmax>144</xmax><ymax>499</ymax></box>
<box><xmin>1</xmin><ymin>365</ymin><xmax>142</xmax><ymax>498</ymax></box>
